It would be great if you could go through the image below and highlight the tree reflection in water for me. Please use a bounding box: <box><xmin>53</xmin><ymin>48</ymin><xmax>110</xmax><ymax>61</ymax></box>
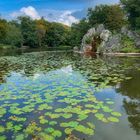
<box><xmin>117</xmin><ymin>70</ymin><xmax>140</xmax><ymax>135</ymax></box>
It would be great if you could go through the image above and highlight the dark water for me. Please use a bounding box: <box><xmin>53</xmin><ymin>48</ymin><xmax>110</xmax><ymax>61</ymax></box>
<box><xmin>0</xmin><ymin>51</ymin><xmax>140</xmax><ymax>140</ymax></box>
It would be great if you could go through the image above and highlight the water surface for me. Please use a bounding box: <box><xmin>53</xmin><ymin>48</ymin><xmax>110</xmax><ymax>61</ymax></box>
<box><xmin>0</xmin><ymin>51</ymin><xmax>140</xmax><ymax>140</ymax></box>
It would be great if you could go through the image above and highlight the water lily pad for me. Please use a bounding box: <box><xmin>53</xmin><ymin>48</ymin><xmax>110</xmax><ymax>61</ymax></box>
<box><xmin>108</xmin><ymin>117</ymin><xmax>119</xmax><ymax>122</ymax></box>
<box><xmin>111</xmin><ymin>112</ymin><xmax>122</xmax><ymax>117</ymax></box>
<box><xmin>64</xmin><ymin>128</ymin><xmax>73</xmax><ymax>134</ymax></box>
<box><xmin>0</xmin><ymin>126</ymin><xmax>5</xmax><ymax>133</ymax></box>
<box><xmin>52</xmin><ymin>130</ymin><xmax>62</xmax><ymax>137</ymax></box>
<box><xmin>15</xmin><ymin>134</ymin><xmax>24</xmax><ymax>140</ymax></box>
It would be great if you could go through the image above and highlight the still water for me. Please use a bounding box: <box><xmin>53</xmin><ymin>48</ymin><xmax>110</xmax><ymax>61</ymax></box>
<box><xmin>0</xmin><ymin>51</ymin><xmax>140</xmax><ymax>140</ymax></box>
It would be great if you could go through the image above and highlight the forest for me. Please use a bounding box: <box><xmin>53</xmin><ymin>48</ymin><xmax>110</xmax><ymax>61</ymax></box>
<box><xmin>0</xmin><ymin>0</ymin><xmax>140</xmax><ymax>51</ymax></box>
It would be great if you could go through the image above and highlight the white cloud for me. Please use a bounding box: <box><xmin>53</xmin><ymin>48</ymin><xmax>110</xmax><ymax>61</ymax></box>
<box><xmin>56</xmin><ymin>10</ymin><xmax>79</xmax><ymax>26</ymax></box>
<box><xmin>41</xmin><ymin>9</ymin><xmax>79</xmax><ymax>26</ymax></box>
<box><xmin>10</xmin><ymin>6</ymin><xmax>40</xmax><ymax>20</ymax></box>
<box><xmin>10</xmin><ymin>6</ymin><xmax>79</xmax><ymax>26</ymax></box>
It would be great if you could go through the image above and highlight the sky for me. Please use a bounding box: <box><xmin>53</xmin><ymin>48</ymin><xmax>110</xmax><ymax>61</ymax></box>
<box><xmin>0</xmin><ymin>0</ymin><xmax>119</xmax><ymax>26</ymax></box>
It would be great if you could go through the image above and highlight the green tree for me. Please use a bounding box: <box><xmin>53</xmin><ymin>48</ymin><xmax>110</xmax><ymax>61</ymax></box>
<box><xmin>121</xmin><ymin>0</ymin><xmax>140</xmax><ymax>30</ymax></box>
<box><xmin>0</xmin><ymin>18</ymin><xmax>7</xmax><ymax>43</ymax></box>
<box><xmin>4</xmin><ymin>23</ymin><xmax>23</xmax><ymax>47</ymax></box>
<box><xmin>70</xmin><ymin>19</ymin><xmax>90</xmax><ymax>47</ymax></box>
<box><xmin>18</xmin><ymin>16</ymin><xmax>37</xmax><ymax>47</ymax></box>
<box><xmin>87</xmin><ymin>4</ymin><xmax>126</xmax><ymax>31</ymax></box>
<box><xmin>44</xmin><ymin>22</ymin><xmax>70</xmax><ymax>47</ymax></box>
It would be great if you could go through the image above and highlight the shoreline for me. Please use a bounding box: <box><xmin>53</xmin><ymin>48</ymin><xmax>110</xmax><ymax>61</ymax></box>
<box><xmin>103</xmin><ymin>52</ymin><xmax>140</xmax><ymax>57</ymax></box>
<box><xmin>74</xmin><ymin>51</ymin><xmax>140</xmax><ymax>57</ymax></box>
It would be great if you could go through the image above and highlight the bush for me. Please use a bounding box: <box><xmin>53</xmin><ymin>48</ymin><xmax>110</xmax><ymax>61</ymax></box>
<box><xmin>120</xmin><ymin>36</ymin><xmax>140</xmax><ymax>53</ymax></box>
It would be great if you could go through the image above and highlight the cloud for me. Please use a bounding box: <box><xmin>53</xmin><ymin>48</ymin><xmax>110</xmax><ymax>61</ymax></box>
<box><xmin>10</xmin><ymin>6</ymin><xmax>79</xmax><ymax>26</ymax></box>
<box><xmin>11</xmin><ymin>6</ymin><xmax>40</xmax><ymax>20</ymax></box>
<box><xmin>41</xmin><ymin>9</ymin><xmax>79</xmax><ymax>26</ymax></box>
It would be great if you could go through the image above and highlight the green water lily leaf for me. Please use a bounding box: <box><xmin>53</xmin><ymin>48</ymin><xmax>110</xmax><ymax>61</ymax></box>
<box><xmin>44</xmin><ymin>127</ymin><xmax>54</xmax><ymax>133</ymax></box>
<box><xmin>62</xmin><ymin>114</ymin><xmax>72</xmax><ymax>119</ymax></box>
<box><xmin>0</xmin><ymin>126</ymin><xmax>5</xmax><ymax>133</ymax></box>
<box><xmin>108</xmin><ymin>117</ymin><xmax>119</xmax><ymax>122</ymax></box>
<box><xmin>14</xmin><ymin>125</ymin><xmax>22</xmax><ymax>132</ymax></box>
<box><xmin>39</xmin><ymin>132</ymin><xmax>54</xmax><ymax>140</ymax></box>
<box><xmin>0</xmin><ymin>108</ymin><xmax>6</xmax><ymax>117</ymax></box>
<box><xmin>111</xmin><ymin>112</ymin><xmax>122</xmax><ymax>117</ymax></box>
<box><xmin>106</xmin><ymin>101</ymin><xmax>114</xmax><ymax>105</ymax></box>
<box><xmin>24</xmin><ymin>122</ymin><xmax>41</xmax><ymax>134</ymax></box>
<box><xmin>49</xmin><ymin>121</ymin><xmax>57</xmax><ymax>126</ymax></box>
<box><xmin>64</xmin><ymin>128</ymin><xmax>73</xmax><ymax>135</ymax></box>
<box><xmin>6</xmin><ymin>122</ymin><xmax>13</xmax><ymax>130</ymax></box>
<box><xmin>39</xmin><ymin>116</ymin><xmax>48</xmax><ymax>124</ymax></box>
<box><xmin>52</xmin><ymin>130</ymin><xmax>62</xmax><ymax>137</ymax></box>
<box><xmin>77</xmin><ymin>114</ymin><xmax>88</xmax><ymax>121</ymax></box>
<box><xmin>87</xmin><ymin>122</ymin><xmax>95</xmax><ymax>129</ymax></box>
<box><xmin>60</xmin><ymin>121</ymin><xmax>79</xmax><ymax>128</ymax></box>
<box><xmin>15</xmin><ymin>134</ymin><xmax>24</xmax><ymax>140</ymax></box>
<box><xmin>102</xmin><ymin>106</ymin><xmax>112</xmax><ymax>112</ymax></box>
<box><xmin>75</xmin><ymin>125</ymin><xmax>94</xmax><ymax>135</ymax></box>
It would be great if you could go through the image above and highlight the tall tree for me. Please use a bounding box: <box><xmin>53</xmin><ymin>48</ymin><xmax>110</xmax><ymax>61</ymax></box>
<box><xmin>0</xmin><ymin>18</ymin><xmax>7</xmax><ymax>43</ymax></box>
<box><xmin>70</xmin><ymin>19</ymin><xmax>90</xmax><ymax>47</ymax></box>
<box><xmin>87</xmin><ymin>4</ymin><xmax>126</xmax><ymax>31</ymax></box>
<box><xmin>44</xmin><ymin>22</ymin><xmax>70</xmax><ymax>47</ymax></box>
<box><xmin>35</xmin><ymin>17</ymin><xmax>48</xmax><ymax>47</ymax></box>
<box><xmin>121</xmin><ymin>0</ymin><xmax>140</xmax><ymax>30</ymax></box>
<box><xmin>18</xmin><ymin>16</ymin><xmax>37</xmax><ymax>47</ymax></box>
<box><xmin>5</xmin><ymin>23</ymin><xmax>23</xmax><ymax>47</ymax></box>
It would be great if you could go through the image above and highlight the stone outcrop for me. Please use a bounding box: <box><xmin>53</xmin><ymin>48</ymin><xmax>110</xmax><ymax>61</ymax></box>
<box><xmin>81</xmin><ymin>24</ymin><xmax>140</xmax><ymax>54</ymax></box>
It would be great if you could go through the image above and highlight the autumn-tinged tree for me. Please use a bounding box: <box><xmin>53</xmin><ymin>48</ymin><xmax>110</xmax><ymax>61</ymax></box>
<box><xmin>0</xmin><ymin>18</ymin><xmax>7</xmax><ymax>43</ymax></box>
<box><xmin>35</xmin><ymin>17</ymin><xmax>48</xmax><ymax>47</ymax></box>
<box><xmin>88</xmin><ymin>4</ymin><xmax>126</xmax><ymax>31</ymax></box>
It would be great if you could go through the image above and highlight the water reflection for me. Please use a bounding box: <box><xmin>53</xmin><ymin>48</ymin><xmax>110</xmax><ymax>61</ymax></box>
<box><xmin>116</xmin><ymin>69</ymin><xmax>140</xmax><ymax>135</ymax></box>
<box><xmin>0</xmin><ymin>51</ymin><xmax>140</xmax><ymax>139</ymax></box>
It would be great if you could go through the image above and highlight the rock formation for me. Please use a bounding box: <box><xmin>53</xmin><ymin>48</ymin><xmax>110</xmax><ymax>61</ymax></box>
<box><xmin>81</xmin><ymin>24</ymin><xmax>140</xmax><ymax>54</ymax></box>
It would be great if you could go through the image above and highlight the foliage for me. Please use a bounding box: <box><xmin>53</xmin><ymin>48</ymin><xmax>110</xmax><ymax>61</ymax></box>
<box><xmin>18</xmin><ymin>16</ymin><xmax>38</xmax><ymax>48</ymax></box>
<box><xmin>121</xmin><ymin>36</ymin><xmax>140</xmax><ymax>53</ymax></box>
<box><xmin>0</xmin><ymin>19</ymin><xmax>7</xmax><ymax>43</ymax></box>
<box><xmin>87</xmin><ymin>4</ymin><xmax>126</xmax><ymax>31</ymax></box>
<box><xmin>4</xmin><ymin>23</ymin><xmax>23</xmax><ymax>47</ymax></box>
<box><xmin>121</xmin><ymin>0</ymin><xmax>140</xmax><ymax>30</ymax></box>
<box><xmin>70</xmin><ymin>19</ymin><xmax>90</xmax><ymax>47</ymax></box>
<box><xmin>44</xmin><ymin>22</ymin><xmax>70</xmax><ymax>47</ymax></box>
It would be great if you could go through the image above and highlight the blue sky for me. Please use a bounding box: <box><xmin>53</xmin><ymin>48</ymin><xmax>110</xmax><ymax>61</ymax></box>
<box><xmin>0</xmin><ymin>0</ymin><xmax>119</xmax><ymax>25</ymax></box>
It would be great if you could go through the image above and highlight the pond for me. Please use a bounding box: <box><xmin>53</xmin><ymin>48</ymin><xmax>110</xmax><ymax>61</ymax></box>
<box><xmin>0</xmin><ymin>51</ymin><xmax>140</xmax><ymax>140</ymax></box>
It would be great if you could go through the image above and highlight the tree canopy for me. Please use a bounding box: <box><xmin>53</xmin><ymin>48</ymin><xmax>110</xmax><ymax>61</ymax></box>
<box><xmin>121</xmin><ymin>0</ymin><xmax>140</xmax><ymax>30</ymax></box>
<box><xmin>87</xmin><ymin>4</ymin><xmax>126</xmax><ymax>31</ymax></box>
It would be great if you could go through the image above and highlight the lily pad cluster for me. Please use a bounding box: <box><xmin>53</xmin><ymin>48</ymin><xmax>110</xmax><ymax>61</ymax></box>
<box><xmin>0</xmin><ymin>52</ymin><xmax>139</xmax><ymax>140</ymax></box>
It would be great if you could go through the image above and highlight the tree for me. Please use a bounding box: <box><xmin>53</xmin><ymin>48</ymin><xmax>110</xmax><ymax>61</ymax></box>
<box><xmin>18</xmin><ymin>16</ymin><xmax>38</xmax><ymax>47</ymax></box>
<box><xmin>5</xmin><ymin>23</ymin><xmax>23</xmax><ymax>47</ymax></box>
<box><xmin>70</xmin><ymin>19</ymin><xmax>90</xmax><ymax>47</ymax></box>
<box><xmin>87</xmin><ymin>4</ymin><xmax>126</xmax><ymax>31</ymax></box>
<box><xmin>44</xmin><ymin>22</ymin><xmax>70</xmax><ymax>47</ymax></box>
<box><xmin>35</xmin><ymin>17</ymin><xmax>48</xmax><ymax>47</ymax></box>
<box><xmin>0</xmin><ymin>18</ymin><xmax>7</xmax><ymax>43</ymax></box>
<box><xmin>121</xmin><ymin>0</ymin><xmax>140</xmax><ymax>30</ymax></box>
